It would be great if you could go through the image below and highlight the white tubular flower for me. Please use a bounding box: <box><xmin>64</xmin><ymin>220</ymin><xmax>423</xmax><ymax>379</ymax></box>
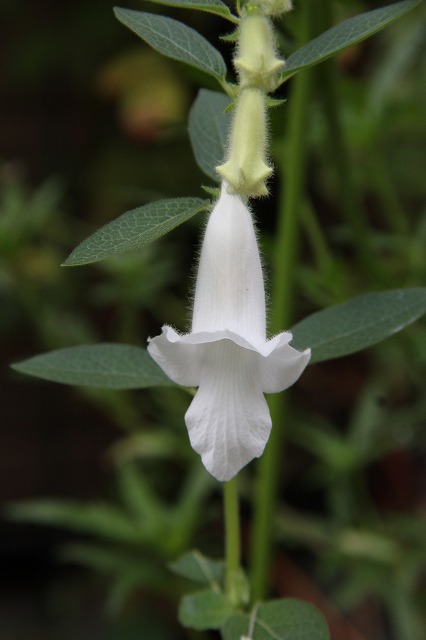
<box><xmin>148</xmin><ymin>184</ymin><xmax>310</xmax><ymax>481</ymax></box>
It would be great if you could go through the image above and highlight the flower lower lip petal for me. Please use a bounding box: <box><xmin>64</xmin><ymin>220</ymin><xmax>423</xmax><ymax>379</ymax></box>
<box><xmin>184</xmin><ymin>341</ymin><xmax>272</xmax><ymax>482</ymax></box>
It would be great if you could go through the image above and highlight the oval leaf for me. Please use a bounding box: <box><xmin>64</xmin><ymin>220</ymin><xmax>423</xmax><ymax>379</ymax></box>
<box><xmin>63</xmin><ymin>197</ymin><xmax>209</xmax><ymax>266</ymax></box>
<box><xmin>290</xmin><ymin>288</ymin><xmax>426</xmax><ymax>364</ymax></box>
<box><xmin>114</xmin><ymin>8</ymin><xmax>227</xmax><ymax>82</ymax></box>
<box><xmin>144</xmin><ymin>0</ymin><xmax>238</xmax><ymax>23</ymax></box>
<box><xmin>179</xmin><ymin>590</ymin><xmax>234</xmax><ymax>630</ymax></box>
<box><xmin>169</xmin><ymin>550</ymin><xmax>224</xmax><ymax>587</ymax></box>
<box><xmin>188</xmin><ymin>89</ymin><xmax>231</xmax><ymax>181</ymax></box>
<box><xmin>282</xmin><ymin>0</ymin><xmax>421</xmax><ymax>81</ymax></box>
<box><xmin>223</xmin><ymin>599</ymin><xmax>329</xmax><ymax>640</ymax></box>
<box><xmin>12</xmin><ymin>344</ymin><xmax>174</xmax><ymax>389</ymax></box>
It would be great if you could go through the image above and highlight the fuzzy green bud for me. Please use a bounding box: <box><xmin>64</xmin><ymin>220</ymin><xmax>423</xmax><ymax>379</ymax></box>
<box><xmin>249</xmin><ymin>0</ymin><xmax>293</xmax><ymax>17</ymax></box>
<box><xmin>234</xmin><ymin>14</ymin><xmax>284</xmax><ymax>93</ymax></box>
<box><xmin>216</xmin><ymin>88</ymin><xmax>272</xmax><ymax>197</ymax></box>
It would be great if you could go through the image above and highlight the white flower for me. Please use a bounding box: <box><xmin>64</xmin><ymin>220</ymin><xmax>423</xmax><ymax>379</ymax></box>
<box><xmin>148</xmin><ymin>184</ymin><xmax>310</xmax><ymax>481</ymax></box>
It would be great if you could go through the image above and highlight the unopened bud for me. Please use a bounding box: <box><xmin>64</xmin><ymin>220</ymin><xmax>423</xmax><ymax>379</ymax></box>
<box><xmin>250</xmin><ymin>0</ymin><xmax>293</xmax><ymax>17</ymax></box>
<box><xmin>216</xmin><ymin>88</ymin><xmax>272</xmax><ymax>197</ymax></box>
<box><xmin>234</xmin><ymin>14</ymin><xmax>284</xmax><ymax>93</ymax></box>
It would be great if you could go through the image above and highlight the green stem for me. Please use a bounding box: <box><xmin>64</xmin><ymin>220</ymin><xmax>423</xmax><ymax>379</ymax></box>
<box><xmin>369</xmin><ymin>143</ymin><xmax>409</xmax><ymax>235</ymax></box>
<box><xmin>250</xmin><ymin>1</ymin><xmax>315</xmax><ymax>602</ymax></box>
<box><xmin>316</xmin><ymin>0</ymin><xmax>382</xmax><ymax>280</ymax></box>
<box><xmin>224</xmin><ymin>477</ymin><xmax>241</xmax><ymax>599</ymax></box>
<box><xmin>301</xmin><ymin>199</ymin><xmax>334</xmax><ymax>275</ymax></box>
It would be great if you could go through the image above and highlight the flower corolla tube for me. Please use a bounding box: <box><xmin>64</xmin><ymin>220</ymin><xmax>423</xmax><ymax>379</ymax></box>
<box><xmin>148</xmin><ymin>184</ymin><xmax>310</xmax><ymax>482</ymax></box>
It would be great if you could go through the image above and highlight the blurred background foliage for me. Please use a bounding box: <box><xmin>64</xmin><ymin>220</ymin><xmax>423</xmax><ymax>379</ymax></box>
<box><xmin>0</xmin><ymin>0</ymin><xmax>425</xmax><ymax>639</ymax></box>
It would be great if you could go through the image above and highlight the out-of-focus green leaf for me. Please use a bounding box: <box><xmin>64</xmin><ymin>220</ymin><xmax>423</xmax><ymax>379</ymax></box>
<box><xmin>223</xmin><ymin>599</ymin><xmax>329</xmax><ymax>640</ymax></box>
<box><xmin>169</xmin><ymin>550</ymin><xmax>224</xmax><ymax>587</ymax></box>
<box><xmin>62</xmin><ymin>543</ymin><xmax>159</xmax><ymax>576</ymax></box>
<box><xmin>188</xmin><ymin>89</ymin><xmax>231</xmax><ymax>181</ymax></box>
<box><xmin>291</xmin><ymin>288</ymin><xmax>426</xmax><ymax>364</ymax></box>
<box><xmin>114</xmin><ymin>9</ymin><xmax>228</xmax><ymax>82</ymax></box>
<box><xmin>6</xmin><ymin>500</ymin><xmax>142</xmax><ymax>543</ymax></box>
<box><xmin>118</xmin><ymin>462</ymin><xmax>165</xmax><ymax>532</ymax></box>
<box><xmin>12</xmin><ymin>344</ymin><xmax>174</xmax><ymax>389</ymax></box>
<box><xmin>144</xmin><ymin>0</ymin><xmax>238</xmax><ymax>22</ymax></box>
<box><xmin>281</xmin><ymin>0</ymin><xmax>421</xmax><ymax>82</ymax></box>
<box><xmin>63</xmin><ymin>197</ymin><xmax>209</xmax><ymax>266</ymax></box>
<box><xmin>179</xmin><ymin>590</ymin><xmax>234</xmax><ymax>630</ymax></box>
<box><xmin>61</xmin><ymin>543</ymin><xmax>173</xmax><ymax>608</ymax></box>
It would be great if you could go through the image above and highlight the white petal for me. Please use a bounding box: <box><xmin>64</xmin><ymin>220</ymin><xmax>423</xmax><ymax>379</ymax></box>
<box><xmin>171</xmin><ymin>328</ymin><xmax>266</xmax><ymax>351</ymax></box>
<box><xmin>259</xmin><ymin>332</ymin><xmax>311</xmax><ymax>393</ymax></box>
<box><xmin>148</xmin><ymin>327</ymin><xmax>259</xmax><ymax>387</ymax></box>
<box><xmin>148</xmin><ymin>327</ymin><xmax>310</xmax><ymax>394</ymax></box>
<box><xmin>147</xmin><ymin>326</ymin><xmax>204</xmax><ymax>386</ymax></box>
<box><xmin>192</xmin><ymin>183</ymin><xmax>266</xmax><ymax>344</ymax></box>
<box><xmin>184</xmin><ymin>340</ymin><xmax>271</xmax><ymax>481</ymax></box>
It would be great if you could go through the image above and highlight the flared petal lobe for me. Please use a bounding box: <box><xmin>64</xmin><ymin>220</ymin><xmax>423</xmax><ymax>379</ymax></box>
<box><xmin>185</xmin><ymin>340</ymin><xmax>271</xmax><ymax>482</ymax></box>
<box><xmin>147</xmin><ymin>326</ymin><xmax>203</xmax><ymax>387</ymax></box>
<box><xmin>259</xmin><ymin>333</ymin><xmax>311</xmax><ymax>393</ymax></box>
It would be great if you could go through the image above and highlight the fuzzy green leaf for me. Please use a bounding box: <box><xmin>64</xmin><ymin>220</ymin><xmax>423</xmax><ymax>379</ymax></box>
<box><xmin>188</xmin><ymin>89</ymin><xmax>231</xmax><ymax>181</ymax></box>
<box><xmin>144</xmin><ymin>0</ymin><xmax>238</xmax><ymax>22</ymax></box>
<box><xmin>179</xmin><ymin>590</ymin><xmax>234</xmax><ymax>630</ymax></box>
<box><xmin>222</xmin><ymin>599</ymin><xmax>329</xmax><ymax>640</ymax></box>
<box><xmin>169</xmin><ymin>550</ymin><xmax>225</xmax><ymax>587</ymax></box>
<box><xmin>12</xmin><ymin>344</ymin><xmax>174</xmax><ymax>389</ymax></box>
<box><xmin>291</xmin><ymin>288</ymin><xmax>426</xmax><ymax>364</ymax></box>
<box><xmin>281</xmin><ymin>0</ymin><xmax>421</xmax><ymax>81</ymax></box>
<box><xmin>114</xmin><ymin>8</ymin><xmax>227</xmax><ymax>81</ymax></box>
<box><xmin>63</xmin><ymin>198</ymin><xmax>209</xmax><ymax>266</ymax></box>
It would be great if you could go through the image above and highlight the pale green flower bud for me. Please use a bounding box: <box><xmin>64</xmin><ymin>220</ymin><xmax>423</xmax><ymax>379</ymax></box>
<box><xmin>216</xmin><ymin>88</ymin><xmax>272</xmax><ymax>197</ymax></box>
<box><xmin>249</xmin><ymin>0</ymin><xmax>293</xmax><ymax>17</ymax></box>
<box><xmin>234</xmin><ymin>14</ymin><xmax>284</xmax><ymax>93</ymax></box>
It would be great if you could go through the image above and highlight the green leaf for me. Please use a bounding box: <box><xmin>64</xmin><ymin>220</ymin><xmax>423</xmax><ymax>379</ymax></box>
<box><xmin>6</xmin><ymin>500</ymin><xmax>142</xmax><ymax>543</ymax></box>
<box><xmin>63</xmin><ymin>197</ymin><xmax>209</xmax><ymax>266</ymax></box>
<box><xmin>281</xmin><ymin>0</ymin><xmax>421</xmax><ymax>81</ymax></box>
<box><xmin>179</xmin><ymin>590</ymin><xmax>234</xmax><ymax>630</ymax></box>
<box><xmin>169</xmin><ymin>550</ymin><xmax>225</xmax><ymax>587</ymax></box>
<box><xmin>117</xmin><ymin>463</ymin><xmax>167</xmax><ymax>541</ymax></box>
<box><xmin>114</xmin><ymin>8</ymin><xmax>227</xmax><ymax>82</ymax></box>
<box><xmin>188</xmin><ymin>89</ymin><xmax>231</xmax><ymax>181</ymax></box>
<box><xmin>144</xmin><ymin>0</ymin><xmax>238</xmax><ymax>23</ymax></box>
<box><xmin>12</xmin><ymin>344</ymin><xmax>174</xmax><ymax>389</ymax></box>
<box><xmin>290</xmin><ymin>288</ymin><xmax>426</xmax><ymax>364</ymax></box>
<box><xmin>61</xmin><ymin>543</ymin><xmax>170</xmax><ymax>588</ymax></box>
<box><xmin>61</xmin><ymin>543</ymin><xmax>174</xmax><ymax>613</ymax></box>
<box><xmin>223</xmin><ymin>599</ymin><xmax>329</xmax><ymax>640</ymax></box>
